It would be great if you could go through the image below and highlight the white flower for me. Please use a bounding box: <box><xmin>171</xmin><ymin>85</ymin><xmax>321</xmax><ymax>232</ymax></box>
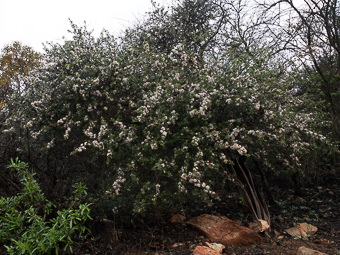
<box><xmin>160</xmin><ymin>126</ymin><xmax>167</xmax><ymax>138</ymax></box>
<box><xmin>46</xmin><ymin>139</ymin><xmax>55</xmax><ymax>149</ymax></box>
<box><xmin>57</xmin><ymin>119</ymin><xmax>64</xmax><ymax>125</ymax></box>
<box><xmin>107</xmin><ymin>150</ymin><xmax>113</xmax><ymax>158</ymax></box>
<box><xmin>26</xmin><ymin>121</ymin><xmax>33</xmax><ymax>128</ymax></box>
<box><xmin>175</xmin><ymin>73</ymin><xmax>180</xmax><ymax>81</ymax></box>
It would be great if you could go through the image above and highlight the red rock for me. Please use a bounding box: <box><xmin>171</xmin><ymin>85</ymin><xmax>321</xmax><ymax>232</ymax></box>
<box><xmin>171</xmin><ymin>213</ymin><xmax>186</xmax><ymax>223</ymax></box>
<box><xmin>192</xmin><ymin>246</ymin><xmax>221</xmax><ymax>255</ymax></box>
<box><xmin>297</xmin><ymin>246</ymin><xmax>328</xmax><ymax>255</ymax></box>
<box><xmin>187</xmin><ymin>214</ymin><xmax>262</xmax><ymax>247</ymax></box>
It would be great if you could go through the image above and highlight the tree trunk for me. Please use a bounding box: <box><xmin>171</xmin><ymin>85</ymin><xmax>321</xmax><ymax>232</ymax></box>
<box><xmin>231</xmin><ymin>157</ymin><xmax>271</xmax><ymax>228</ymax></box>
<box><xmin>255</xmin><ymin>161</ymin><xmax>276</xmax><ymax>205</ymax></box>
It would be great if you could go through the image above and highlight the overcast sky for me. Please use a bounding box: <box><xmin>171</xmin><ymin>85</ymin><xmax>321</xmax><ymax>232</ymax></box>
<box><xmin>0</xmin><ymin>0</ymin><xmax>169</xmax><ymax>52</ymax></box>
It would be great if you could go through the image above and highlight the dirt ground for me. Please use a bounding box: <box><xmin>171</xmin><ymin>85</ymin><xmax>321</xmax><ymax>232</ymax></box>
<box><xmin>71</xmin><ymin>178</ymin><xmax>340</xmax><ymax>255</ymax></box>
<box><xmin>1</xmin><ymin>169</ymin><xmax>338</xmax><ymax>255</ymax></box>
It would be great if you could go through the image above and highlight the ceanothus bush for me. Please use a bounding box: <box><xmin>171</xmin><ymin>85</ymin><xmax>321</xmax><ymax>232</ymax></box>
<box><xmin>11</xmin><ymin>22</ymin><xmax>334</xmax><ymax>216</ymax></box>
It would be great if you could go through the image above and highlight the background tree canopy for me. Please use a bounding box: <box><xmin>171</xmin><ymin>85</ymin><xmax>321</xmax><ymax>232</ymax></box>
<box><xmin>0</xmin><ymin>41</ymin><xmax>41</xmax><ymax>111</ymax></box>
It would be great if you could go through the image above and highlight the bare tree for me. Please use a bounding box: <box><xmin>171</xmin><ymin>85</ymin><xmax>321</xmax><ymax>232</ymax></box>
<box><xmin>263</xmin><ymin>0</ymin><xmax>340</xmax><ymax>139</ymax></box>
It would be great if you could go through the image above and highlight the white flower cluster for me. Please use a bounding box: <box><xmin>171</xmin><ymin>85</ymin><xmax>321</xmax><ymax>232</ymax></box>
<box><xmin>152</xmin><ymin>183</ymin><xmax>161</xmax><ymax>202</ymax></box>
<box><xmin>107</xmin><ymin>168</ymin><xmax>126</xmax><ymax>196</ymax></box>
<box><xmin>230</xmin><ymin>143</ymin><xmax>248</xmax><ymax>156</ymax></box>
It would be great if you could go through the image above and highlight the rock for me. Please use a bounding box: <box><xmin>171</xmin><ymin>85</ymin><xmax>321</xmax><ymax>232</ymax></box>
<box><xmin>248</xmin><ymin>219</ymin><xmax>270</xmax><ymax>233</ymax></box>
<box><xmin>285</xmin><ymin>226</ymin><xmax>305</xmax><ymax>237</ymax></box>
<box><xmin>171</xmin><ymin>242</ymin><xmax>184</xmax><ymax>248</ymax></box>
<box><xmin>297</xmin><ymin>246</ymin><xmax>328</xmax><ymax>255</ymax></box>
<box><xmin>273</xmin><ymin>230</ymin><xmax>280</xmax><ymax>236</ymax></box>
<box><xmin>285</xmin><ymin>223</ymin><xmax>318</xmax><ymax>237</ymax></box>
<box><xmin>192</xmin><ymin>245</ymin><xmax>221</xmax><ymax>255</ymax></box>
<box><xmin>187</xmin><ymin>214</ymin><xmax>262</xmax><ymax>247</ymax></box>
<box><xmin>170</xmin><ymin>213</ymin><xmax>186</xmax><ymax>223</ymax></box>
<box><xmin>205</xmin><ymin>242</ymin><xmax>225</xmax><ymax>253</ymax></box>
<box><xmin>298</xmin><ymin>223</ymin><xmax>318</xmax><ymax>235</ymax></box>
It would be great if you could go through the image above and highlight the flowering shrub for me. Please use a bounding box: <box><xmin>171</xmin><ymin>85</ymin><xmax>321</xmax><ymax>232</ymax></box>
<box><xmin>7</xmin><ymin>19</ymin><xmax>334</xmax><ymax>218</ymax></box>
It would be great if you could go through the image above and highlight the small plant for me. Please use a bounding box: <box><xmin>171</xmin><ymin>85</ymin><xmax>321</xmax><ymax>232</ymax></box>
<box><xmin>293</xmin><ymin>234</ymin><xmax>310</xmax><ymax>240</ymax></box>
<box><xmin>0</xmin><ymin>158</ymin><xmax>92</xmax><ymax>255</ymax></box>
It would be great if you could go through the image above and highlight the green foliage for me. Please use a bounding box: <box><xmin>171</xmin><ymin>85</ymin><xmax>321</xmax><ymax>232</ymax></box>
<box><xmin>0</xmin><ymin>158</ymin><xmax>92</xmax><ymax>255</ymax></box>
